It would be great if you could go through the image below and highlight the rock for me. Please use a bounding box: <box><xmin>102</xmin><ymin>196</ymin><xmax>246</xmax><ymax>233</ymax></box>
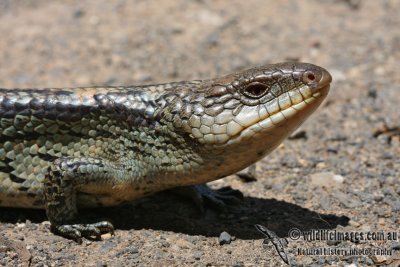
<box><xmin>205</xmin><ymin>33</ymin><xmax>219</xmax><ymax>47</ymax></box>
<box><xmin>370</xmin><ymin>255</ymin><xmax>388</xmax><ymax>265</ymax></box>
<box><xmin>160</xmin><ymin>239</ymin><xmax>170</xmax><ymax>248</ymax></box>
<box><xmin>219</xmin><ymin>231</ymin><xmax>232</xmax><ymax>245</ymax></box>
<box><xmin>41</xmin><ymin>221</ymin><xmax>51</xmax><ymax>227</ymax></box>
<box><xmin>373</xmin><ymin>194</ymin><xmax>384</xmax><ymax>202</ymax></box>
<box><xmin>328</xmin><ymin>133</ymin><xmax>347</xmax><ymax>141</ymax></box>
<box><xmin>192</xmin><ymin>250</ymin><xmax>203</xmax><ymax>260</ymax></box>
<box><xmin>334</xmin><ymin>191</ymin><xmax>362</xmax><ymax>208</ymax></box>
<box><xmin>288</xmin><ymin>130</ymin><xmax>307</xmax><ymax>140</ymax></box>
<box><xmin>315</xmin><ymin>162</ymin><xmax>326</xmax><ymax>169</ymax></box>
<box><xmin>113</xmin><ymin>246</ymin><xmax>139</xmax><ymax>258</ymax></box>
<box><xmin>310</xmin><ymin>172</ymin><xmax>345</xmax><ymax>188</ymax></box>
<box><xmin>133</xmin><ymin>72</ymin><xmax>153</xmax><ymax>82</ymax></box>
<box><xmin>349</xmin><ymin>220</ymin><xmax>361</xmax><ymax>227</ymax></box>
<box><xmin>391</xmin><ymin>243</ymin><xmax>400</xmax><ymax>251</ymax></box>
<box><xmin>130</xmin><ymin>247</ymin><xmax>139</xmax><ymax>254</ymax></box>
<box><xmin>185</xmin><ymin>258</ymin><xmax>195</xmax><ymax>264</ymax></box>
<box><xmin>297</xmin><ymin>256</ymin><xmax>314</xmax><ymax>265</ymax></box>
<box><xmin>175</xmin><ymin>238</ymin><xmax>194</xmax><ymax>249</ymax></box>
<box><xmin>185</xmin><ymin>236</ymin><xmax>199</xmax><ymax>244</ymax></box>
<box><xmin>73</xmin><ymin>9</ymin><xmax>85</xmax><ymax>18</ymax></box>
<box><xmin>96</xmin><ymin>261</ymin><xmax>107</xmax><ymax>267</ymax></box>
<box><xmin>390</xmin><ymin>200</ymin><xmax>400</xmax><ymax>212</ymax></box>
<box><xmin>16</xmin><ymin>223</ymin><xmax>26</xmax><ymax>228</ymax></box>
<box><xmin>127</xmin><ymin>253</ymin><xmax>139</xmax><ymax>260</ymax></box>
<box><xmin>236</xmin><ymin>164</ymin><xmax>258</xmax><ymax>182</ymax></box>
<box><xmin>282</xmin><ymin>155</ymin><xmax>301</xmax><ymax>168</ymax></box>
<box><xmin>319</xmin><ymin>193</ymin><xmax>331</xmax><ymax>210</ymax></box>
<box><xmin>232</xmin><ymin>261</ymin><xmax>244</xmax><ymax>267</ymax></box>
<box><xmin>326</xmin><ymin>238</ymin><xmax>341</xmax><ymax>246</ymax></box>
<box><xmin>383</xmin><ymin>188</ymin><xmax>393</xmax><ymax>196</ymax></box>
<box><xmin>100</xmin><ymin>241</ymin><xmax>116</xmax><ymax>252</ymax></box>
<box><xmin>367</xmin><ymin>88</ymin><xmax>377</xmax><ymax>98</ymax></box>
<box><xmin>101</xmin><ymin>233</ymin><xmax>113</xmax><ymax>240</ymax></box>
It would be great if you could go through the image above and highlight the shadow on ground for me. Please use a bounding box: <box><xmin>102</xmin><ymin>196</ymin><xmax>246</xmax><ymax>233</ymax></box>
<box><xmin>0</xmin><ymin>193</ymin><xmax>349</xmax><ymax>240</ymax></box>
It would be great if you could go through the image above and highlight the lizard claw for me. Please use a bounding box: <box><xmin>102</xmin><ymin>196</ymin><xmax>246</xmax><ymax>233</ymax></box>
<box><xmin>51</xmin><ymin>221</ymin><xmax>114</xmax><ymax>243</ymax></box>
<box><xmin>200</xmin><ymin>185</ymin><xmax>243</xmax><ymax>211</ymax></box>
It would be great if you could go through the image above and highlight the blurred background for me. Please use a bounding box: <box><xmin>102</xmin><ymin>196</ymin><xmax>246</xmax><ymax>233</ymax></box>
<box><xmin>0</xmin><ymin>0</ymin><xmax>398</xmax><ymax>89</ymax></box>
<box><xmin>0</xmin><ymin>1</ymin><xmax>399</xmax><ymax>266</ymax></box>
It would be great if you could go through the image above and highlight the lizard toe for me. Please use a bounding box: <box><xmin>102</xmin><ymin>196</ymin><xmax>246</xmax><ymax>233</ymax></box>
<box><xmin>51</xmin><ymin>221</ymin><xmax>114</xmax><ymax>243</ymax></box>
<box><xmin>171</xmin><ymin>184</ymin><xmax>243</xmax><ymax>212</ymax></box>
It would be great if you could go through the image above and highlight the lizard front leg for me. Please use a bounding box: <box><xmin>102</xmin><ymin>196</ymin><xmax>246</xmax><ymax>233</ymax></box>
<box><xmin>44</xmin><ymin>157</ymin><xmax>115</xmax><ymax>243</ymax></box>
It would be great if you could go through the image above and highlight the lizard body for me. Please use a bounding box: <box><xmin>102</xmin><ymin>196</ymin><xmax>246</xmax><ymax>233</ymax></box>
<box><xmin>0</xmin><ymin>62</ymin><xmax>332</xmax><ymax>241</ymax></box>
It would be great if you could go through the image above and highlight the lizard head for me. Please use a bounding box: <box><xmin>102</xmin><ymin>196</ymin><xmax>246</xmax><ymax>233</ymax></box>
<box><xmin>154</xmin><ymin>62</ymin><xmax>332</xmax><ymax>179</ymax></box>
<box><xmin>179</xmin><ymin>62</ymin><xmax>331</xmax><ymax>151</ymax></box>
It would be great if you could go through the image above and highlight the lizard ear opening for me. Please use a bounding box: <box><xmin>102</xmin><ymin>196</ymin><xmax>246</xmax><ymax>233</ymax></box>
<box><xmin>242</xmin><ymin>82</ymin><xmax>269</xmax><ymax>99</ymax></box>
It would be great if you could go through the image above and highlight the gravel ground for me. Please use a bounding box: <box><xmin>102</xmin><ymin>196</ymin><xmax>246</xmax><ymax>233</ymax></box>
<box><xmin>0</xmin><ymin>1</ymin><xmax>399</xmax><ymax>266</ymax></box>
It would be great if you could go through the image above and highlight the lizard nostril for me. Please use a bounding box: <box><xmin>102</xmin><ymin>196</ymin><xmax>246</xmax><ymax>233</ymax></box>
<box><xmin>303</xmin><ymin>70</ymin><xmax>319</xmax><ymax>85</ymax></box>
<box><xmin>307</xmin><ymin>73</ymin><xmax>316</xmax><ymax>81</ymax></box>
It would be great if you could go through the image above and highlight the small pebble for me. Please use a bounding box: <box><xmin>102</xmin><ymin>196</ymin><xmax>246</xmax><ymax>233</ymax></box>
<box><xmin>73</xmin><ymin>9</ymin><xmax>85</xmax><ymax>18</ymax></box>
<box><xmin>310</xmin><ymin>172</ymin><xmax>344</xmax><ymax>188</ymax></box>
<box><xmin>334</xmin><ymin>191</ymin><xmax>362</xmax><ymax>208</ymax></box>
<box><xmin>219</xmin><ymin>231</ymin><xmax>232</xmax><ymax>245</ymax></box>
<box><xmin>383</xmin><ymin>188</ymin><xmax>393</xmax><ymax>195</ymax></box>
<box><xmin>232</xmin><ymin>261</ymin><xmax>244</xmax><ymax>267</ymax></box>
<box><xmin>160</xmin><ymin>240</ymin><xmax>170</xmax><ymax>248</ymax></box>
<box><xmin>390</xmin><ymin>200</ymin><xmax>400</xmax><ymax>212</ymax></box>
<box><xmin>100</xmin><ymin>241</ymin><xmax>116</xmax><ymax>252</ymax></box>
<box><xmin>391</xmin><ymin>243</ymin><xmax>400</xmax><ymax>250</ymax></box>
<box><xmin>370</xmin><ymin>255</ymin><xmax>388</xmax><ymax>264</ymax></box>
<box><xmin>326</xmin><ymin>239</ymin><xmax>341</xmax><ymax>246</ymax></box>
<box><xmin>319</xmin><ymin>193</ymin><xmax>331</xmax><ymax>210</ymax></box>
<box><xmin>373</xmin><ymin>194</ymin><xmax>384</xmax><ymax>202</ymax></box>
<box><xmin>192</xmin><ymin>250</ymin><xmax>203</xmax><ymax>260</ymax></box>
<box><xmin>101</xmin><ymin>233</ymin><xmax>113</xmax><ymax>240</ymax></box>
<box><xmin>349</xmin><ymin>220</ymin><xmax>361</xmax><ymax>227</ymax></box>
<box><xmin>289</xmin><ymin>130</ymin><xmax>307</xmax><ymax>140</ymax></box>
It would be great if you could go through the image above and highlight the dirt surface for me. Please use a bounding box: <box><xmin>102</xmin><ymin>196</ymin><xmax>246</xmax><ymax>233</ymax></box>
<box><xmin>0</xmin><ymin>1</ymin><xmax>399</xmax><ymax>266</ymax></box>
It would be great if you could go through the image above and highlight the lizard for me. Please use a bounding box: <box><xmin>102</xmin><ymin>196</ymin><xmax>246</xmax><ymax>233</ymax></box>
<box><xmin>0</xmin><ymin>62</ymin><xmax>332</xmax><ymax>243</ymax></box>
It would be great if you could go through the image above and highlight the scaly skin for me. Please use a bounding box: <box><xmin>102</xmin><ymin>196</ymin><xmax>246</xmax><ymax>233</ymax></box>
<box><xmin>0</xmin><ymin>62</ymin><xmax>332</xmax><ymax>242</ymax></box>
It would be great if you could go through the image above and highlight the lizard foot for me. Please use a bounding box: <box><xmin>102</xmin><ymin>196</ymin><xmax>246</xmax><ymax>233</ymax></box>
<box><xmin>172</xmin><ymin>184</ymin><xmax>243</xmax><ymax>212</ymax></box>
<box><xmin>51</xmin><ymin>221</ymin><xmax>114</xmax><ymax>244</ymax></box>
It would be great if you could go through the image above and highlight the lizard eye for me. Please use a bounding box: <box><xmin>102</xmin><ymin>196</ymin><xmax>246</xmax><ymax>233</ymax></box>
<box><xmin>242</xmin><ymin>82</ymin><xmax>269</xmax><ymax>98</ymax></box>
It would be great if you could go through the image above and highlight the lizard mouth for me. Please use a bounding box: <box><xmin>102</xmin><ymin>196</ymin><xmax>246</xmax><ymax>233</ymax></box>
<box><xmin>223</xmin><ymin>83</ymin><xmax>331</xmax><ymax>146</ymax></box>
